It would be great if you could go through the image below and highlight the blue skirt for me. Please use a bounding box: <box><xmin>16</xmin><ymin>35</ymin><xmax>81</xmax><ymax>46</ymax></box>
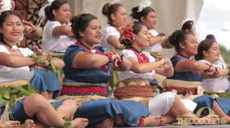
<box><xmin>74</xmin><ymin>99</ymin><xmax>150</xmax><ymax>128</ymax></box>
<box><xmin>193</xmin><ymin>95</ymin><xmax>230</xmax><ymax>116</ymax></box>
<box><xmin>9</xmin><ymin>97</ymin><xmax>66</xmax><ymax>124</ymax></box>
<box><xmin>30</xmin><ymin>68</ymin><xmax>60</xmax><ymax>99</ymax></box>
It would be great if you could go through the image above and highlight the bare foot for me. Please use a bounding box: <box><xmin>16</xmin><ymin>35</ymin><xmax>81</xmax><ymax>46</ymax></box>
<box><xmin>96</xmin><ymin>118</ymin><xmax>114</xmax><ymax>128</ymax></box>
<box><xmin>21</xmin><ymin>119</ymin><xmax>35</xmax><ymax>128</ymax></box>
<box><xmin>1</xmin><ymin>121</ymin><xmax>20</xmax><ymax>128</ymax></box>
<box><xmin>142</xmin><ymin>115</ymin><xmax>161</xmax><ymax>127</ymax></box>
<box><xmin>71</xmin><ymin>118</ymin><xmax>88</xmax><ymax>128</ymax></box>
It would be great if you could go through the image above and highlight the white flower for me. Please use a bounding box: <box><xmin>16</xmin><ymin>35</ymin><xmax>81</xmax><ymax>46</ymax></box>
<box><xmin>109</xmin><ymin>0</ymin><xmax>120</xmax><ymax>6</ymax></box>
<box><xmin>37</xmin><ymin>0</ymin><xmax>55</xmax><ymax>26</ymax></box>
<box><xmin>137</xmin><ymin>0</ymin><xmax>152</xmax><ymax>12</ymax></box>
<box><xmin>0</xmin><ymin>0</ymin><xmax>12</xmax><ymax>13</ymax></box>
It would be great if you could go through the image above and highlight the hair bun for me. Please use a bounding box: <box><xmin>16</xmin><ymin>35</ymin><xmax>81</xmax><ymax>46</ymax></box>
<box><xmin>102</xmin><ymin>3</ymin><xmax>110</xmax><ymax>16</ymax></box>
<box><xmin>130</xmin><ymin>6</ymin><xmax>139</xmax><ymax>19</ymax></box>
<box><xmin>169</xmin><ymin>30</ymin><xmax>184</xmax><ymax>46</ymax></box>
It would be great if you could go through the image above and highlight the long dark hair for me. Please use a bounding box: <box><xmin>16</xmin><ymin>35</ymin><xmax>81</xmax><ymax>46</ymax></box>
<box><xmin>0</xmin><ymin>10</ymin><xmax>23</xmax><ymax>42</ymax></box>
<box><xmin>45</xmin><ymin>0</ymin><xmax>67</xmax><ymax>21</ymax></box>
<box><xmin>195</xmin><ymin>40</ymin><xmax>216</xmax><ymax>60</ymax></box>
<box><xmin>71</xmin><ymin>13</ymin><xmax>97</xmax><ymax>39</ymax></box>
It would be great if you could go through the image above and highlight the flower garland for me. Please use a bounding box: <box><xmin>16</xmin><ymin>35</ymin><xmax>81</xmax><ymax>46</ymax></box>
<box><xmin>118</xmin><ymin>20</ymin><xmax>136</xmax><ymax>46</ymax></box>
<box><xmin>28</xmin><ymin>52</ymin><xmax>57</xmax><ymax>74</ymax></box>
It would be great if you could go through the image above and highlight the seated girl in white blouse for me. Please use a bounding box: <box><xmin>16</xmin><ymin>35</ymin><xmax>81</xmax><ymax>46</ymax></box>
<box><xmin>101</xmin><ymin>2</ymin><xmax>127</xmax><ymax>50</ymax></box>
<box><xmin>0</xmin><ymin>10</ymin><xmax>64</xmax><ymax>99</ymax></box>
<box><xmin>195</xmin><ymin>39</ymin><xmax>230</xmax><ymax>96</ymax></box>
<box><xmin>41</xmin><ymin>0</ymin><xmax>76</xmax><ymax>52</ymax></box>
<box><xmin>114</xmin><ymin>21</ymin><xmax>213</xmax><ymax>125</ymax></box>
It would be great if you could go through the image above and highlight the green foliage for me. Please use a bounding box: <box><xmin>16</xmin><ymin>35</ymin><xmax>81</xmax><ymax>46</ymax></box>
<box><xmin>219</xmin><ymin>44</ymin><xmax>230</xmax><ymax>64</ymax></box>
<box><xmin>63</xmin><ymin>117</ymin><xmax>72</xmax><ymax>128</ymax></box>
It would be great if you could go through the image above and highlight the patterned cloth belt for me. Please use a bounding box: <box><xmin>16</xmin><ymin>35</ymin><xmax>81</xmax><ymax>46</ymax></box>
<box><xmin>60</xmin><ymin>82</ymin><xmax>107</xmax><ymax>97</ymax></box>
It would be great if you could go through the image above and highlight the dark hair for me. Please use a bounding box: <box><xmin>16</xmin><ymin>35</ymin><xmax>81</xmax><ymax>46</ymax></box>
<box><xmin>130</xmin><ymin>6</ymin><xmax>155</xmax><ymax>22</ymax></box>
<box><xmin>0</xmin><ymin>10</ymin><xmax>23</xmax><ymax>42</ymax></box>
<box><xmin>195</xmin><ymin>40</ymin><xmax>216</xmax><ymax>60</ymax></box>
<box><xmin>102</xmin><ymin>3</ymin><xmax>123</xmax><ymax>23</ymax></box>
<box><xmin>206</xmin><ymin>34</ymin><xmax>216</xmax><ymax>41</ymax></box>
<box><xmin>45</xmin><ymin>0</ymin><xmax>67</xmax><ymax>21</ymax></box>
<box><xmin>181</xmin><ymin>20</ymin><xmax>193</xmax><ymax>32</ymax></box>
<box><xmin>71</xmin><ymin>13</ymin><xmax>97</xmax><ymax>39</ymax></box>
<box><xmin>121</xmin><ymin>21</ymin><xmax>145</xmax><ymax>47</ymax></box>
<box><xmin>169</xmin><ymin>30</ymin><xmax>190</xmax><ymax>53</ymax></box>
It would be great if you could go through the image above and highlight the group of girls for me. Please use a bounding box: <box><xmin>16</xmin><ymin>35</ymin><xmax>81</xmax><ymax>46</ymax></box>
<box><xmin>0</xmin><ymin>0</ymin><xmax>230</xmax><ymax>128</ymax></box>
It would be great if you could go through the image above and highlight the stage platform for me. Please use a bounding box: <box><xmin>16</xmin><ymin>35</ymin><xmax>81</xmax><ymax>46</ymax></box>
<box><xmin>116</xmin><ymin>125</ymin><xmax>230</xmax><ymax>128</ymax></box>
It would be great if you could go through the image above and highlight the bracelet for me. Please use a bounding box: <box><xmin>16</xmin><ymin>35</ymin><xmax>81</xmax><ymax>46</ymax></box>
<box><xmin>104</xmin><ymin>53</ymin><xmax>113</xmax><ymax>63</ymax></box>
<box><xmin>24</xmin><ymin>25</ymin><xmax>27</xmax><ymax>32</ymax></box>
<box><xmin>161</xmin><ymin>36</ymin><xmax>164</xmax><ymax>43</ymax></box>
<box><xmin>117</xmin><ymin>54</ymin><xmax>124</xmax><ymax>65</ymax></box>
<box><xmin>137</xmin><ymin>117</ymin><xmax>144</xmax><ymax>127</ymax></box>
<box><xmin>31</xmin><ymin>27</ymin><xmax>37</xmax><ymax>33</ymax></box>
<box><xmin>204</xmin><ymin>63</ymin><xmax>212</xmax><ymax>72</ymax></box>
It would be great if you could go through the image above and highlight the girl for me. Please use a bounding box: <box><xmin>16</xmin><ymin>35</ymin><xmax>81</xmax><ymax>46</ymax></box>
<box><xmin>168</xmin><ymin>30</ymin><xmax>230</xmax><ymax>123</ymax></box>
<box><xmin>57</xmin><ymin>13</ymin><xmax>161</xmax><ymax>128</ymax></box>
<box><xmin>0</xmin><ymin>10</ymin><xmax>88</xmax><ymax>128</ymax></box>
<box><xmin>195</xmin><ymin>39</ymin><xmax>230</xmax><ymax>97</ymax></box>
<box><xmin>130</xmin><ymin>2</ymin><xmax>173</xmax><ymax>55</ymax></box>
<box><xmin>1</xmin><ymin>0</ymin><xmax>43</xmax><ymax>46</ymax></box>
<box><xmin>41</xmin><ymin>0</ymin><xmax>76</xmax><ymax>53</ymax></box>
<box><xmin>0</xmin><ymin>10</ymin><xmax>62</xmax><ymax>99</ymax></box>
<box><xmin>101</xmin><ymin>2</ymin><xmax>127</xmax><ymax>50</ymax></box>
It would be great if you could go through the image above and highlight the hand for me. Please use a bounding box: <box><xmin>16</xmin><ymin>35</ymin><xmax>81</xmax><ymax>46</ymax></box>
<box><xmin>204</xmin><ymin>66</ymin><xmax>216</xmax><ymax>76</ymax></box>
<box><xmin>108</xmin><ymin>50</ymin><xmax>121</xmax><ymax>67</ymax></box>
<box><xmin>159</xmin><ymin>32</ymin><xmax>168</xmax><ymax>40</ymax></box>
<box><xmin>162</xmin><ymin>58</ymin><xmax>173</xmax><ymax>69</ymax></box>
<box><xmin>33</xmin><ymin>46</ymin><xmax>49</xmax><ymax>67</ymax></box>
<box><xmin>157</xmin><ymin>57</ymin><xmax>166</xmax><ymax>68</ymax></box>
<box><xmin>24</xmin><ymin>21</ymin><xmax>35</xmax><ymax>33</ymax></box>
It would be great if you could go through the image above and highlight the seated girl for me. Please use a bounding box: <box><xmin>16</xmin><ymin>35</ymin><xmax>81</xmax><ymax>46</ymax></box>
<box><xmin>181</xmin><ymin>20</ymin><xmax>226</xmax><ymax>65</ymax></box>
<box><xmin>57</xmin><ymin>13</ymin><xmax>161</xmax><ymax>128</ymax></box>
<box><xmin>131</xmin><ymin>1</ymin><xmax>173</xmax><ymax>54</ymax></box>
<box><xmin>0</xmin><ymin>11</ymin><xmax>88</xmax><ymax>126</ymax></box>
<box><xmin>195</xmin><ymin>39</ymin><xmax>230</xmax><ymax>97</ymax></box>
<box><xmin>41</xmin><ymin>0</ymin><xmax>76</xmax><ymax>53</ymax></box>
<box><xmin>168</xmin><ymin>30</ymin><xmax>230</xmax><ymax>123</ymax></box>
<box><xmin>0</xmin><ymin>10</ymin><xmax>63</xmax><ymax>99</ymax></box>
<box><xmin>113</xmin><ymin>21</ymin><xmax>215</xmax><ymax>125</ymax></box>
<box><xmin>101</xmin><ymin>2</ymin><xmax>126</xmax><ymax>50</ymax></box>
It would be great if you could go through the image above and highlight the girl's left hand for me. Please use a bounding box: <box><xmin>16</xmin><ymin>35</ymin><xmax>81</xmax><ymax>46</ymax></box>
<box><xmin>24</xmin><ymin>21</ymin><xmax>35</xmax><ymax>33</ymax></box>
<box><xmin>162</xmin><ymin>58</ymin><xmax>173</xmax><ymax>69</ymax></box>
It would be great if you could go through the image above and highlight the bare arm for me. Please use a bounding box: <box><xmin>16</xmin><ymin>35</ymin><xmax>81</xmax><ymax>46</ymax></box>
<box><xmin>107</xmin><ymin>36</ymin><xmax>125</xmax><ymax>49</ymax></box>
<box><xmin>202</xmin><ymin>67</ymin><xmax>229</xmax><ymax>78</ymax></box>
<box><xmin>51</xmin><ymin>58</ymin><xmax>65</xmax><ymax>70</ymax></box>
<box><xmin>155</xmin><ymin>59</ymin><xmax>174</xmax><ymax>77</ymax></box>
<box><xmin>161</xmin><ymin>41</ymin><xmax>174</xmax><ymax>48</ymax></box>
<box><xmin>149</xmin><ymin>34</ymin><xmax>162</xmax><ymax>46</ymax></box>
<box><xmin>24</xmin><ymin>26</ymin><xmax>43</xmax><ymax>39</ymax></box>
<box><xmin>128</xmin><ymin>57</ymin><xmax>164</xmax><ymax>73</ymax></box>
<box><xmin>175</xmin><ymin>59</ymin><xmax>210</xmax><ymax>72</ymax></box>
<box><xmin>112</xmin><ymin>57</ymin><xmax>132</xmax><ymax>71</ymax></box>
<box><xmin>72</xmin><ymin>52</ymin><xmax>110</xmax><ymax>69</ymax></box>
<box><xmin>52</xmin><ymin>25</ymin><xmax>74</xmax><ymax>37</ymax></box>
<box><xmin>0</xmin><ymin>52</ymin><xmax>35</xmax><ymax>68</ymax></box>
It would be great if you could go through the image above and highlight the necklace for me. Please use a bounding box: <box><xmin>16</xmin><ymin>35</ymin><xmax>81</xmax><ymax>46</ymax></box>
<box><xmin>1</xmin><ymin>40</ymin><xmax>18</xmax><ymax>51</ymax></box>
